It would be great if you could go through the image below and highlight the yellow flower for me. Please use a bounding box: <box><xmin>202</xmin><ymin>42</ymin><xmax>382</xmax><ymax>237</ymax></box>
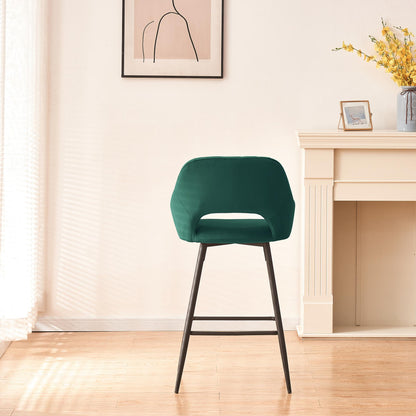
<box><xmin>382</xmin><ymin>26</ymin><xmax>391</xmax><ymax>36</ymax></box>
<box><xmin>333</xmin><ymin>19</ymin><xmax>416</xmax><ymax>86</ymax></box>
<box><xmin>402</xmin><ymin>28</ymin><xmax>413</xmax><ymax>37</ymax></box>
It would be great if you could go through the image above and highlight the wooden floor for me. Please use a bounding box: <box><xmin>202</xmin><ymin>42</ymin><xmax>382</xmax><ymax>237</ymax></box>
<box><xmin>0</xmin><ymin>331</ymin><xmax>416</xmax><ymax>415</ymax></box>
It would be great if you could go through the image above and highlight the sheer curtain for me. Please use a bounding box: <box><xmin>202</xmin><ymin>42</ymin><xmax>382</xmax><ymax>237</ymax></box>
<box><xmin>0</xmin><ymin>0</ymin><xmax>47</xmax><ymax>341</ymax></box>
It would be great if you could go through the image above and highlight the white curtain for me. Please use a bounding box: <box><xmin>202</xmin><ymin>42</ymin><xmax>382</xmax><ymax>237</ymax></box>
<box><xmin>0</xmin><ymin>0</ymin><xmax>47</xmax><ymax>341</ymax></box>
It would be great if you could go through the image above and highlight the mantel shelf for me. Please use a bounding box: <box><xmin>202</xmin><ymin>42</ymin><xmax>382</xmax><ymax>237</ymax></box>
<box><xmin>297</xmin><ymin>130</ymin><xmax>416</xmax><ymax>149</ymax></box>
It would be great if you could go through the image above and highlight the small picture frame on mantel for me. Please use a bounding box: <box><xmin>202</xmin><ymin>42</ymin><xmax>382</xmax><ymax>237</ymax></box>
<box><xmin>340</xmin><ymin>100</ymin><xmax>373</xmax><ymax>131</ymax></box>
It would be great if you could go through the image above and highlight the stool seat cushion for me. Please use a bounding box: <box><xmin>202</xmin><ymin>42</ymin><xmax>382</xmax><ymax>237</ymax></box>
<box><xmin>194</xmin><ymin>219</ymin><xmax>273</xmax><ymax>244</ymax></box>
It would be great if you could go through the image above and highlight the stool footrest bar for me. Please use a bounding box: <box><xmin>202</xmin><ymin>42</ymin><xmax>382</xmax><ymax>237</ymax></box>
<box><xmin>190</xmin><ymin>330</ymin><xmax>279</xmax><ymax>336</ymax></box>
<box><xmin>193</xmin><ymin>316</ymin><xmax>275</xmax><ymax>321</ymax></box>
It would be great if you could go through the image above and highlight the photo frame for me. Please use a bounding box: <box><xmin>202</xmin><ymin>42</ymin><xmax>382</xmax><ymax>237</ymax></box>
<box><xmin>340</xmin><ymin>100</ymin><xmax>373</xmax><ymax>131</ymax></box>
<box><xmin>122</xmin><ymin>0</ymin><xmax>224</xmax><ymax>78</ymax></box>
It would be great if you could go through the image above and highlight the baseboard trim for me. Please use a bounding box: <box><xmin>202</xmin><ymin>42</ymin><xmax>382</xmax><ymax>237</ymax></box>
<box><xmin>34</xmin><ymin>317</ymin><xmax>298</xmax><ymax>332</ymax></box>
<box><xmin>35</xmin><ymin>318</ymin><xmax>184</xmax><ymax>332</ymax></box>
<box><xmin>0</xmin><ymin>341</ymin><xmax>10</xmax><ymax>358</ymax></box>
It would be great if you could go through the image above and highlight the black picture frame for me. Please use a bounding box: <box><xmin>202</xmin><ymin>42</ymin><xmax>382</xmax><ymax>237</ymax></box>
<box><xmin>121</xmin><ymin>0</ymin><xmax>224</xmax><ymax>78</ymax></box>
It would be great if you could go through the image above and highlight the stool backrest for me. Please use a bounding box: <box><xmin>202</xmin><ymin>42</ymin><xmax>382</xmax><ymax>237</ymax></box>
<box><xmin>171</xmin><ymin>156</ymin><xmax>295</xmax><ymax>242</ymax></box>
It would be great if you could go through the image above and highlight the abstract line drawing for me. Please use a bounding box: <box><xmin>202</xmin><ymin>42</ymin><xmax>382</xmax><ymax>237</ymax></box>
<box><xmin>141</xmin><ymin>21</ymin><xmax>154</xmax><ymax>62</ymax></box>
<box><xmin>122</xmin><ymin>0</ymin><xmax>223</xmax><ymax>78</ymax></box>
<box><xmin>152</xmin><ymin>0</ymin><xmax>199</xmax><ymax>63</ymax></box>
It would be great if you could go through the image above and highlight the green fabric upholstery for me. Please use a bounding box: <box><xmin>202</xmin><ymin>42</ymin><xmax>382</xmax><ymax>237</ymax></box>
<box><xmin>195</xmin><ymin>219</ymin><xmax>273</xmax><ymax>244</ymax></box>
<box><xmin>170</xmin><ymin>156</ymin><xmax>295</xmax><ymax>244</ymax></box>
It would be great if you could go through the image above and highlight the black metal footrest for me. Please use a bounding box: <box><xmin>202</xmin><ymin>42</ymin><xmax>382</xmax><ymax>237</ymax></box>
<box><xmin>190</xmin><ymin>330</ymin><xmax>278</xmax><ymax>336</ymax></box>
<box><xmin>193</xmin><ymin>316</ymin><xmax>275</xmax><ymax>321</ymax></box>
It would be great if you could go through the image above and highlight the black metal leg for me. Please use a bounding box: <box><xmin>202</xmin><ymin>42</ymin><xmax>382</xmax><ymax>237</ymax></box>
<box><xmin>174</xmin><ymin>243</ymin><xmax>207</xmax><ymax>394</ymax></box>
<box><xmin>263</xmin><ymin>243</ymin><xmax>292</xmax><ymax>394</ymax></box>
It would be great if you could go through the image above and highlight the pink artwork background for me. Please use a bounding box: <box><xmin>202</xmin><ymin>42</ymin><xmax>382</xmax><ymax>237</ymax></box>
<box><xmin>134</xmin><ymin>0</ymin><xmax>211</xmax><ymax>61</ymax></box>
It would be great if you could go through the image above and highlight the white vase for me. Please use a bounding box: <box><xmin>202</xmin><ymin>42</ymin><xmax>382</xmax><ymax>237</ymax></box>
<box><xmin>397</xmin><ymin>86</ymin><xmax>416</xmax><ymax>132</ymax></box>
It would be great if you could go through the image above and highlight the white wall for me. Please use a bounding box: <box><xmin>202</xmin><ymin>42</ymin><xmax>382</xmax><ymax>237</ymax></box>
<box><xmin>41</xmin><ymin>0</ymin><xmax>416</xmax><ymax>330</ymax></box>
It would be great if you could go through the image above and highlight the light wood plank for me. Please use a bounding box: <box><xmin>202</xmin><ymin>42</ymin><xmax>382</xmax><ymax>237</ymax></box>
<box><xmin>1</xmin><ymin>331</ymin><xmax>416</xmax><ymax>415</ymax></box>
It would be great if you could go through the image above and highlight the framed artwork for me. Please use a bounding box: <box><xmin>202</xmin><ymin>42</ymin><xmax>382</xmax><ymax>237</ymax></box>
<box><xmin>340</xmin><ymin>100</ymin><xmax>373</xmax><ymax>131</ymax></box>
<box><xmin>122</xmin><ymin>0</ymin><xmax>224</xmax><ymax>78</ymax></box>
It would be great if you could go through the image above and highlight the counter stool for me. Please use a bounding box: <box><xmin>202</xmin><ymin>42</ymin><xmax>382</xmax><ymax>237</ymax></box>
<box><xmin>170</xmin><ymin>156</ymin><xmax>295</xmax><ymax>394</ymax></box>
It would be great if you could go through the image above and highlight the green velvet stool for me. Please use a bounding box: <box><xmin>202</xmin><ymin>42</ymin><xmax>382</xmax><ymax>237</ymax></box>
<box><xmin>171</xmin><ymin>156</ymin><xmax>295</xmax><ymax>394</ymax></box>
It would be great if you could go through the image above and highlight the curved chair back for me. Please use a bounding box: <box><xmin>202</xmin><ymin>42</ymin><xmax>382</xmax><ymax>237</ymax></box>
<box><xmin>171</xmin><ymin>156</ymin><xmax>295</xmax><ymax>242</ymax></box>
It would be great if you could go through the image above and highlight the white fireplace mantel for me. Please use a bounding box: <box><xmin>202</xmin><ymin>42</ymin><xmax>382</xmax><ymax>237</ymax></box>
<box><xmin>297</xmin><ymin>130</ymin><xmax>416</xmax><ymax>337</ymax></box>
<box><xmin>298</xmin><ymin>130</ymin><xmax>416</xmax><ymax>149</ymax></box>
